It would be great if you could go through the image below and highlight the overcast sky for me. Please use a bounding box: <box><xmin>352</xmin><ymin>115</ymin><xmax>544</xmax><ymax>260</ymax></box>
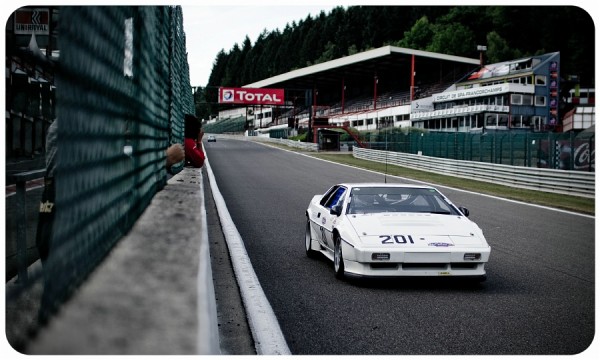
<box><xmin>182</xmin><ymin>2</ymin><xmax>340</xmax><ymax>86</ymax></box>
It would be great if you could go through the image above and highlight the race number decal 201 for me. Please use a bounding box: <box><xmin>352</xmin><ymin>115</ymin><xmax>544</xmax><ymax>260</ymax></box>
<box><xmin>380</xmin><ymin>235</ymin><xmax>415</xmax><ymax>244</ymax></box>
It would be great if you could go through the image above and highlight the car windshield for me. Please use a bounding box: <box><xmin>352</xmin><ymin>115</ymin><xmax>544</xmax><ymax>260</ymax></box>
<box><xmin>346</xmin><ymin>187</ymin><xmax>460</xmax><ymax>215</ymax></box>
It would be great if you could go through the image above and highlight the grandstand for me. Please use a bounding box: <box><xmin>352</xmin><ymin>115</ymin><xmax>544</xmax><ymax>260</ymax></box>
<box><xmin>209</xmin><ymin>46</ymin><xmax>477</xmax><ymax>135</ymax></box>
<box><xmin>203</xmin><ymin>115</ymin><xmax>246</xmax><ymax>134</ymax></box>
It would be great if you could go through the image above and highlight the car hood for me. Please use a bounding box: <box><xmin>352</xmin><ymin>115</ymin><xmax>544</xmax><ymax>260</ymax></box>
<box><xmin>345</xmin><ymin>212</ymin><xmax>487</xmax><ymax>248</ymax></box>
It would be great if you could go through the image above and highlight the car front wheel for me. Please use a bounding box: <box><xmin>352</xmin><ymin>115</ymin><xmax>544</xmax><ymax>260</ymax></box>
<box><xmin>305</xmin><ymin>218</ymin><xmax>317</xmax><ymax>258</ymax></box>
<box><xmin>334</xmin><ymin>234</ymin><xmax>345</xmax><ymax>279</ymax></box>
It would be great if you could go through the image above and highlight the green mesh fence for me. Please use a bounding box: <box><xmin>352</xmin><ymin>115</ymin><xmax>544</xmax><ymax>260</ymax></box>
<box><xmin>203</xmin><ymin>115</ymin><xmax>247</xmax><ymax>134</ymax></box>
<box><xmin>35</xmin><ymin>6</ymin><xmax>194</xmax><ymax>320</ymax></box>
<box><xmin>368</xmin><ymin>130</ymin><xmax>594</xmax><ymax>171</ymax></box>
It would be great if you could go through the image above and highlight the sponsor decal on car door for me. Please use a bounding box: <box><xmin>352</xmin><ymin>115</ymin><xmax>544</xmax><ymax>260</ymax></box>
<box><xmin>319</xmin><ymin>210</ymin><xmax>333</xmax><ymax>249</ymax></box>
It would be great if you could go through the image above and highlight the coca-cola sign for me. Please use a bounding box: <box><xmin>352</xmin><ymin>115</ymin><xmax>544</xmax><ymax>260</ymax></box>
<box><xmin>573</xmin><ymin>142</ymin><xmax>595</xmax><ymax>171</ymax></box>
<box><xmin>539</xmin><ymin>139</ymin><xmax>595</xmax><ymax>171</ymax></box>
<box><xmin>219</xmin><ymin>87</ymin><xmax>284</xmax><ymax>105</ymax></box>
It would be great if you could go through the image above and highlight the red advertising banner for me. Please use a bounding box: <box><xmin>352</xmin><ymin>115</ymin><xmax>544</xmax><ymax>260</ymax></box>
<box><xmin>219</xmin><ymin>87</ymin><xmax>285</xmax><ymax>105</ymax></box>
<box><xmin>14</xmin><ymin>8</ymin><xmax>50</xmax><ymax>35</ymax></box>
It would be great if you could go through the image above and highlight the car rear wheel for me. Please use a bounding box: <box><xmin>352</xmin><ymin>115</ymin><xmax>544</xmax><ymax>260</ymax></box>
<box><xmin>334</xmin><ymin>234</ymin><xmax>345</xmax><ymax>279</ymax></box>
<box><xmin>305</xmin><ymin>218</ymin><xmax>317</xmax><ymax>258</ymax></box>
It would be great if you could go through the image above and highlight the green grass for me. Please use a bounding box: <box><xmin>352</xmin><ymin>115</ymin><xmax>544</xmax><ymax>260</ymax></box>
<box><xmin>310</xmin><ymin>153</ymin><xmax>595</xmax><ymax>215</ymax></box>
<box><xmin>258</xmin><ymin>141</ymin><xmax>594</xmax><ymax>214</ymax></box>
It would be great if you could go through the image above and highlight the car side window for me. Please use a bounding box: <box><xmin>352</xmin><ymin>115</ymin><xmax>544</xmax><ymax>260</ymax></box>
<box><xmin>319</xmin><ymin>186</ymin><xmax>338</xmax><ymax>207</ymax></box>
<box><xmin>324</xmin><ymin>187</ymin><xmax>346</xmax><ymax>209</ymax></box>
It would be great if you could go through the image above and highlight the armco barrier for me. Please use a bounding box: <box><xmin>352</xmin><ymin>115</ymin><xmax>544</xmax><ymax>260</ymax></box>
<box><xmin>353</xmin><ymin>147</ymin><xmax>595</xmax><ymax>198</ymax></box>
<box><xmin>211</xmin><ymin>134</ymin><xmax>319</xmax><ymax>151</ymax></box>
<box><xmin>254</xmin><ymin>137</ymin><xmax>319</xmax><ymax>151</ymax></box>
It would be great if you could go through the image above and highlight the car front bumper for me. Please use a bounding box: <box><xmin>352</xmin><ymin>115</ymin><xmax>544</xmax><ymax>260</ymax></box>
<box><xmin>341</xmin><ymin>241</ymin><xmax>490</xmax><ymax>278</ymax></box>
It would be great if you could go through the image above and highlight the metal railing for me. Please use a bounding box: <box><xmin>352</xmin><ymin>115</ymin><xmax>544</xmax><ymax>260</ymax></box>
<box><xmin>214</xmin><ymin>134</ymin><xmax>319</xmax><ymax>151</ymax></box>
<box><xmin>7</xmin><ymin>169</ymin><xmax>47</xmax><ymax>284</ymax></box>
<box><xmin>252</xmin><ymin>136</ymin><xmax>319</xmax><ymax>151</ymax></box>
<box><xmin>353</xmin><ymin>147</ymin><xmax>595</xmax><ymax>198</ymax></box>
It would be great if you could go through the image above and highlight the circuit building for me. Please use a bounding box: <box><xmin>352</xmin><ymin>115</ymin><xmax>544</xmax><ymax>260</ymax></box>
<box><xmin>411</xmin><ymin>53</ymin><xmax>561</xmax><ymax>132</ymax></box>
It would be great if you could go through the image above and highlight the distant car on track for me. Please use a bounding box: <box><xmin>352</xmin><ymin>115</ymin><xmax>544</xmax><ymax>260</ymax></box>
<box><xmin>305</xmin><ymin>183</ymin><xmax>490</xmax><ymax>281</ymax></box>
<box><xmin>207</xmin><ymin>135</ymin><xmax>216</xmax><ymax>142</ymax></box>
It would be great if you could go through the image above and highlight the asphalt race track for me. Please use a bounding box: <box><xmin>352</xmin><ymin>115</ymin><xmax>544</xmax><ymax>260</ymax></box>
<box><xmin>204</xmin><ymin>138</ymin><xmax>595</xmax><ymax>356</ymax></box>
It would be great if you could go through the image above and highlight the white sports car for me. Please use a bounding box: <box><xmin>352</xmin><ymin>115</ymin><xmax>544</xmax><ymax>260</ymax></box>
<box><xmin>305</xmin><ymin>183</ymin><xmax>491</xmax><ymax>281</ymax></box>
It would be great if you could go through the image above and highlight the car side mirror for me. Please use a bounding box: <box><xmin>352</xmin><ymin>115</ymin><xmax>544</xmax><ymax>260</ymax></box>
<box><xmin>458</xmin><ymin>206</ymin><xmax>470</xmax><ymax>217</ymax></box>
<box><xmin>330</xmin><ymin>204</ymin><xmax>343</xmax><ymax>216</ymax></box>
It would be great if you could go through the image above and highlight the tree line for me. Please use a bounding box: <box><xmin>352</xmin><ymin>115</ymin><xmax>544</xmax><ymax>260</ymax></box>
<box><xmin>196</xmin><ymin>5</ymin><xmax>594</xmax><ymax>119</ymax></box>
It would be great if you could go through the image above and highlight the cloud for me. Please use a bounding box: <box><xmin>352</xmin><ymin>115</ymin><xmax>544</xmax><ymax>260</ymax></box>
<box><xmin>182</xmin><ymin>4</ymin><xmax>338</xmax><ymax>86</ymax></box>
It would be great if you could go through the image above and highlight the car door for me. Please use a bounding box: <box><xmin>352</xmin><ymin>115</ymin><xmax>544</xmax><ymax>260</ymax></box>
<box><xmin>312</xmin><ymin>186</ymin><xmax>347</xmax><ymax>251</ymax></box>
<box><xmin>309</xmin><ymin>186</ymin><xmax>338</xmax><ymax>249</ymax></box>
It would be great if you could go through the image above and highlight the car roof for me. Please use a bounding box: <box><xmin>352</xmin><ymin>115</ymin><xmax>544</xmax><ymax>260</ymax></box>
<box><xmin>337</xmin><ymin>183</ymin><xmax>435</xmax><ymax>190</ymax></box>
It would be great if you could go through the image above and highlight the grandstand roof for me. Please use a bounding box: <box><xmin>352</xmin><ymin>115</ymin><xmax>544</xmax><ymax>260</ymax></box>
<box><xmin>244</xmin><ymin>45</ymin><xmax>480</xmax><ymax>91</ymax></box>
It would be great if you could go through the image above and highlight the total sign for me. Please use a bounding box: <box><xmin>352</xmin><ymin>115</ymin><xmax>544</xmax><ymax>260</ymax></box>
<box><xmin>219</xmin><ymin>87</ymin><xmax>285</xmax><ymax>105</ymax></box>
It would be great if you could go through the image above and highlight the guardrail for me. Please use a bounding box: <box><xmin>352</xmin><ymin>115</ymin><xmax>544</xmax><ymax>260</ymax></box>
<box><xmin>212</xmin><ymin>134</ymin><xmax>319</xmax><ymax>151</ymax></box>
<box><xmin>253</xmin><ymin>137</ymin><xmax>319</xmax><ymax>151</ymax></box>
<box><xmin>7</xmin><ymin>169</ymin><xmax>47</xmax><ymax>283</ymax></box>
<box><xmin>353</xmin><ymin>148</ymin><xmax>595</xmax><ymax>198</ymax></box>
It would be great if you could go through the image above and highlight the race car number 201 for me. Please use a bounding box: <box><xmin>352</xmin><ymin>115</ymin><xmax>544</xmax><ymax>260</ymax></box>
<box><xmin>380</xmin><ymin>235</ymin><xmax>415</xmax><ymax>244</ymax></box>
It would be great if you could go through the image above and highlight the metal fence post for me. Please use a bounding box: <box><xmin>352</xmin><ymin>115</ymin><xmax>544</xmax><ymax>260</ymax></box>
<box><xmin>479</xmin><ymin>134</ymin><xmax>484</xmax><ymax>163</ymax></box>
<box><xmin>570</xmin><ymin>131</ymin><xmax>576</xmax><ymax>171</ymax></box>
<box><xmin>15</xmin><ymin>179</ymin><xmax>29</xmax><ymax>284</ymax></box>
<box><xmin>525</xmin><ymin>134</ymin><xmax>530</xmax><ymax>167</ymax></box>
<box><xmin>509</xmin><ymin>133</ymin><xmax>515</xmax><ymax>166</ymax></box>
<box><xmin>590</xmin><ymin>135</ymin><xmax>595</xmax><ymax>172</ymax></box>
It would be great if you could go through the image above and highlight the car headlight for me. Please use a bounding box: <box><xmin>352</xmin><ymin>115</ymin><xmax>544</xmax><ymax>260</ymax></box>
<box><xmin>372</xmin><ymin>253</ymin><xmax>390</xmax><ymax>261</ymax></box>
<box><xmin>464</xmin><ymin>253</ymin><xmax>481</xmax><ymax>261</ymax></box>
